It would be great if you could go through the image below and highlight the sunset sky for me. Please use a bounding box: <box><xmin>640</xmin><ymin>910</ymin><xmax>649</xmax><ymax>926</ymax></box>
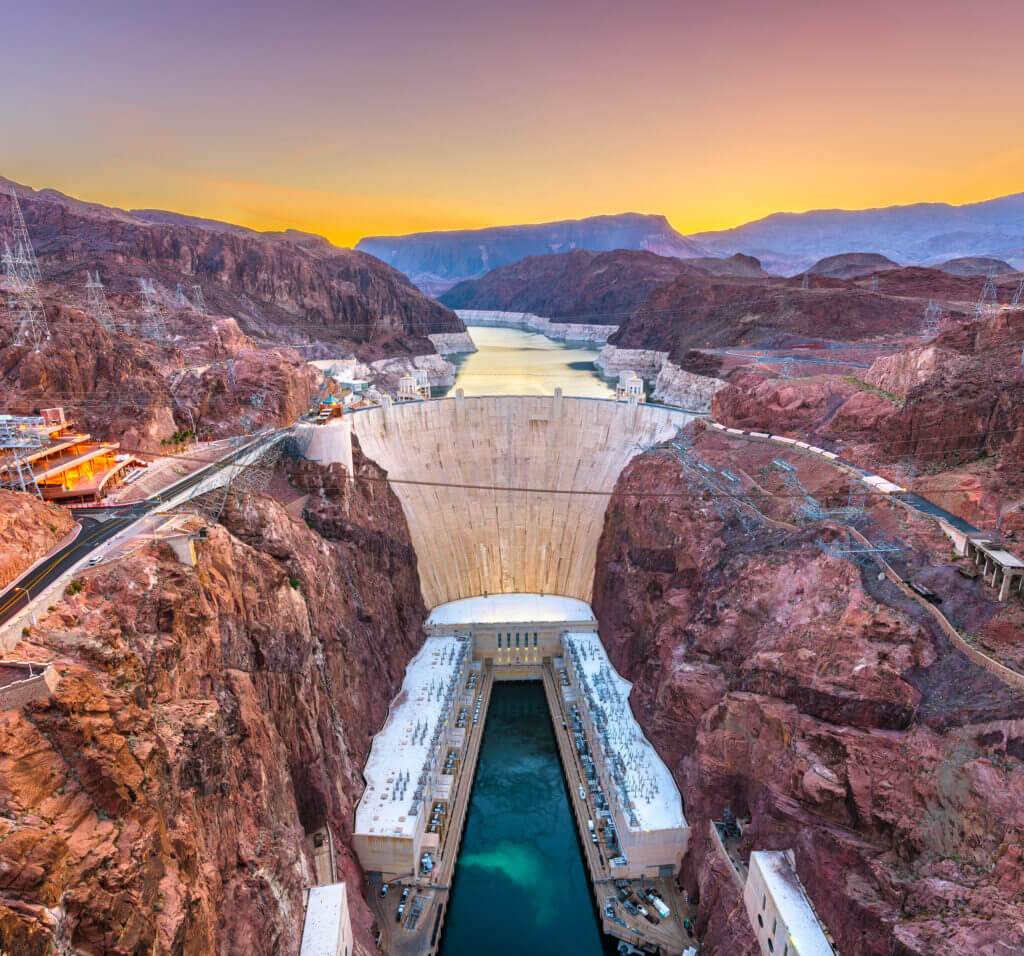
<box><xmin>4</xmin><ymin>0</ymin><xmax>1023</xmax><ymax>247</ymax></box>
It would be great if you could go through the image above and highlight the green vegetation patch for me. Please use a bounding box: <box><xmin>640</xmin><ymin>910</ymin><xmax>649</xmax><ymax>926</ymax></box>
<box><xmin>841</xmin><ymin>375</ymin><xmax>905</xmax><ymax>408</ymax></box>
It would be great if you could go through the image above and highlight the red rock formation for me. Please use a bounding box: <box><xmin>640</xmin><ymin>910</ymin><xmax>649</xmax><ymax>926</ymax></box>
<box><xmin>0</xmin><ymin>446</ymin><xmax>426</xmax><ymax>954</ymax></box>
<box><xmin>439</xmin><ymin>249</ymin><xmax>765</xmax><ymax>320</ymax></box>
<box><xmin>2</xmin><ymin>179</ymin><xmax>464</xmax><ymax>359</ymax></box>
<box><xmin>592</xmin><ymin>444</ymin><xmax>1024</xmax><ymax>955</ymax></box>
<box><xmin>0</xmin><ymin>491</ymin><xmax>75</xmax><ymax>590</ymax></box>
<box><xmin>608</xmin><ymin>273</ymin><xmax>971</xmax><ymax>361</ymax></box>
<box><xmin>884</xmin><ymin>310</ymin><xmax>1024</xmax><ymax>468</ymax></box>
<box><xmin>0</xmin><ymin>302</ymin><xmax>317</xmax><ymax>452</ymax></box>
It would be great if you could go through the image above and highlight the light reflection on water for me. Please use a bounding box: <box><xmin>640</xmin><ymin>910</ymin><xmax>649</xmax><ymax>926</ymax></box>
<box><xmin>443</xmin><ymin>326</ymin><xmax>614</xmax><ymax>398</ymax></box>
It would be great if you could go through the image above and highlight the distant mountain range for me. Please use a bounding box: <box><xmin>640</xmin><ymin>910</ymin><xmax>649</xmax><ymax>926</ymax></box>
<box><xmin>357</xmin><ymin>193</ymin><xmax>1024</xmax><ymax>290</ymax></box>
<box><xmin>356</xmin><ymin>213</ymin><xmax>707</xmax><ymax>294</ymax></box>
<box><xmin>693</xmin><ymin>192</ymin><xmax>1024</xmax><ymax>274</ymax></box>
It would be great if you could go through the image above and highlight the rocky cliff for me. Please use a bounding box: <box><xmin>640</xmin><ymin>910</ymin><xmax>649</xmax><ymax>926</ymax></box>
<box><xmin>0</xmin><ymin>302</ymin><xmax>317</xmax><ymax>452</ymax></box>
<box><xmin>357</xmin><ymin>213</ymin><xmax>708</xmax><ymax>294</ymax></box>
<box><xmin>2</xmin><ymin>178</ymin><xmax>464</xmax><ymax>359</ymax></box>
<box><xmin>439</xmin><ymin>249</ymin><xmax>756</xmax><ymax>322</ymax></box>
<box><xmin>609</xmin><ymin>272</ymin><xmax>967</xmax><ymax>360</ymax></box>
<box><xmin>592</xmin><ymin>435</ymin><xmax>1024</xmax><ymax>955</ymax></box>
<box><xmin>0</xmin><ymin>491</ymin><xmax>76</xmax><ymax>591</ymax></box>
<box><xmin>0</xmin><ymin>445</ymin><xmax>427</xmax><ymax>954</ymax></box>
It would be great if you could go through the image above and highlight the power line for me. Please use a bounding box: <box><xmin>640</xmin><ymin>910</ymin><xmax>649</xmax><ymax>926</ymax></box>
<box><xmin>102</xmin><ymin>436</ymin><xmax>1016</xmax><ymax>502</ymax></box>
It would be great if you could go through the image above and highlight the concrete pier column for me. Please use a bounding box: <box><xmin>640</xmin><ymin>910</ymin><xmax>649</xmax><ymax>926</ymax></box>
<box><xmin>998</xmin><ymin>571</ymin><xmax>1012</xmax><ymax>602</ymax></box>
<box><xmin>340</xmin><ymin>417</ymin><xmax>354</xmax><ymax>483</ymax></box>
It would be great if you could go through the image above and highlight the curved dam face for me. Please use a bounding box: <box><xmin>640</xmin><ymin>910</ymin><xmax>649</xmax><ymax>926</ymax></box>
<box><xmin>348</xmin><ymin>395</ymin><xmax>693</xmax><ymax>608</ymax></box>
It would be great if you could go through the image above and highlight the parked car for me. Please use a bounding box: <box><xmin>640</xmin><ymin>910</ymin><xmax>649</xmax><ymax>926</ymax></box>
<box><xmin>379</xmin><ymin>883</ymin><xmax>389</xmax><ymax>899</ymax></box>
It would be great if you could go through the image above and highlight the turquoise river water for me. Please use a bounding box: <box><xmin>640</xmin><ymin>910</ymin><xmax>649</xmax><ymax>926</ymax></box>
<box><xmin>438</xmin><ymin>682</ymin><xmax>616</xmax><ymax>955</ymax></box>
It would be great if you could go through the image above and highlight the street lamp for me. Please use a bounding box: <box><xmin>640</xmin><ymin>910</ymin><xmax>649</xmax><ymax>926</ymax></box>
<box><xmin>13</xmin><ymin>586</ymin><xmax>36</xmax><ymax>628</ymax></box>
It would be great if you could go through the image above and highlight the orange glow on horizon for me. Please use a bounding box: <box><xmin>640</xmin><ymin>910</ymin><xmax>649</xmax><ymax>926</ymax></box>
<box><xmin>4</xmin><ymin>0</ymin><xmax>1023</xmax><ymax>249</ymax></box>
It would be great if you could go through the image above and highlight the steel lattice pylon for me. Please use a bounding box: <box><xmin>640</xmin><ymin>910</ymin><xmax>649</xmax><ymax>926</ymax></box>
<box><xmin>922</xmin><ymin>299</ymin><xmax>943</xmax><ymax>339</ymax></box>
<box><xmin>975</xmin><ymin>273</ymin><xmax>998</xmax><ymax>317</ymax></box>
<box><xmin>191</xmin><ymin>284</ymin><xmax>206</xmax><ymax>312</ymax></box>
<box><xmin>185</xmin><ymin>440</ymin><xmax>283</xmax><ymax>523</ymax></box>
<box><xmin>3</xmin><ymin>188</ymin><xmax>50</xmax><ymax>351</ymax></box>
<box><xmin>85</xmin><ymin>271</ymin><xmax>117</xmax><ymax>333</ymax></box>
<box><xmin>0</xmin><ymin>415</ymin><xmax>47</xmax><ymax>498</ymax></box>
<box><xmin>137</xmin><ymin>278</ymin><xmax>171</xmax><ymax>343</ymax></box>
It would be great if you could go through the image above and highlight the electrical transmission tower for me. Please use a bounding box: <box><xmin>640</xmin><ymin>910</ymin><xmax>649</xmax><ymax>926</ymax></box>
<box><xmin>2</xmin><ymin>187</ymin><xmax>50</xmax><ymax>351</ymax></box>
<box><xmin>869</xmin><ymin>276</ymin><xmax>879</xmax><ymax>293</ymax></box>
<box><xmin>922</xmin><ymin>299</ymin><xmax>943</xmax><ymax>339</ymax></box>
<box><xmin>800</xmin><ymin>273</ymin><xmax>810</xmax><ymax>290</ymax></box>
<box><xmin>657</xmin><ymin>436</ymin><xmax>765</xmax><ymax>535</ymax></box>
<box><xmin>1012</xmin><ymin>277</ymin><xmax>1023</xmax><ymax>308</ymax></box>
<box><xmin>976</xmin><ymin>273</ymin><xmax>998</xmax><ymax>317</ymax></box>
<box><xmin>186</xmin><ymin>440</ymin><xmax>284</xmax><ymax>523</ymax></box>
<box><xmin>137</xmin><ymin>278</ymin><xmax>171</xmax><ymax>344</ymax></box>
<box><xmin>0</xmin><ymin>415</ymin><xmax>45</xmax><ymax>497</ymax></box>
<box><xmin>85</xmin><ymin>271</ymin><xmax>117</xmax><ymax>333</ymax></box>
<box><xmin>191</xmin><ymin>284</ymin><xmax>205</xmax><ymax>312</ymax></box>
<box><xmin>174</xmin><ymin>282</ymin><xmax>190</xmax><ymax>308</ymax></box>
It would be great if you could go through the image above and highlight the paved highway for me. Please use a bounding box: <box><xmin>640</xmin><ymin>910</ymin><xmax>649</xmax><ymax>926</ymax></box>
<box><xmin>0</xmin><ymin>431</ymin><xmax>285</xmax><ymax>628</ymax></box>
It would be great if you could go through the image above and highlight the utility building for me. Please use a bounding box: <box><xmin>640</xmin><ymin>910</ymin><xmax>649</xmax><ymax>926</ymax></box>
<box><xmin>299</xmin><ymin>883</ymin><xmax>354</xmax><ymax>956</ymax></box>
<box><xmin>560</xmin><ymin>632</ymin><xmax>689</xmax><ymax>879</ymax></box>
<box><xmin>616</xmin><ymin>370</ymin><xmax>644</xmax><ymax>402</ymax></box>
<box><xmin>353</xmin><ymin>636</ymin><xmax>471</xmax><ymax>881</ymax></box>
<box><xmin>743</xmin><ymin>850</ymin><xmax>835</xmax><ymax>956</ymax></box>
<box><xmin>425</xmin><ymin>593</ymin><xmax>596</xmax><ymax>677</ymax></box>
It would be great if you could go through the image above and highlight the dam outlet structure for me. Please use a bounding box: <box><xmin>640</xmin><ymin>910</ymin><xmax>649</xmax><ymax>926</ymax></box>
<box><xmin>332</xmin><ymin>396</ymin><xmax>698</xmax><ymax>955</ymax></box>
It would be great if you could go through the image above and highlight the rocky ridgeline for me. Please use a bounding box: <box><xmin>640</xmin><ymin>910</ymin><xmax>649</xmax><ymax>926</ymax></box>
<box><xmin>2</xmin><ymin>180</ymin><xmax>465</xmax><ymax>359</ymax></box>
<box><xmin>592</xmin><ymin>439</ymin><xmax>1024</xmax><ymax>955</ymax></box>
<box><xmin>0</xmin><ymin>301</ymin><xmax>319</xmax><ymax>453</ymax></box>
<box><xmin>0</xmin><ymin>449</ymin><xmax>426</xmax><ymax>954</ymax></box>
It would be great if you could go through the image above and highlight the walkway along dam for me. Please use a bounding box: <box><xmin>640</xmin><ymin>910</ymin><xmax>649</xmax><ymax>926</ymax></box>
<box><xmin>297</xmin><ymin>394</ymin><xmax>701</xmax><ymax>955</ymax></box>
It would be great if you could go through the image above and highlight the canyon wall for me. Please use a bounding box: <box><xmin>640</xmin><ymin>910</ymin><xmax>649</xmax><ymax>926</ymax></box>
<box><xmin>0</xmin><ymin>491</ymin><xmax>76</xmax><ymax>591</ymax></box>
<box><xmin>3</xmin><ymin>178</ymin><xmax>464</xmax><ymax>359</ymax></box>
<box><xmin>0</xmin><ymin>447</ymin><xmax>427</xmax><ymax>954</ymax></box>
<box><xmin>591</xmin><ymin>437</ymin><xmax>1024</xmax><ymax>955</ymax></box>
<box><xmin>350</xmin><ymin>396</ymin><xmax>693</xmax><ymax>608</ymax></box>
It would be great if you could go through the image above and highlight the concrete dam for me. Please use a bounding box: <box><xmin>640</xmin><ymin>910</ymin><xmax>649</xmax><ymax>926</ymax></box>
<box><xmin>298</xmin><ymin>394</ymin><xmax>699</xmax><ymax>955</ymax></box>
<box><xmin>347</xmin><ymin>394</ymin><xmax>694</xmax><ymax>607</ymax></box>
